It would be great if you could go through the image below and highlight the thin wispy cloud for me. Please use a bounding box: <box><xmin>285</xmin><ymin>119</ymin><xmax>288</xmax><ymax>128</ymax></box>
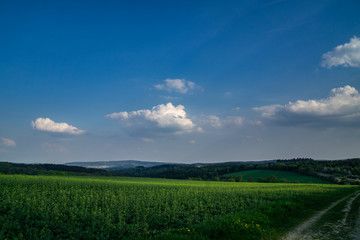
<box><xmin>322</xmin><ymin>36</ymin><xmax>360</xmax><ymax>68</ymax></box>
<box><xmin>225</xmin><ymin>116</ymin><xmax>244</xmax><ymax>126</ymax></box>
<box><xmin>254</xmin><ymin>85</ymin><xmax>360</xmax><ymax>127</ymax></box>
<box><xmin>1</xmin><ymin>137</ymin><xmax>16</xmax><ymax>147</ymax></box>
<box><xmin>201</xmin><ymin>115</ymin><xmax>244</xmax><ymax>129</ymax></box>
<box><xmin>203</xmin><ymin>115</ymin><xmax>222</xmax><ymax>128</ymax></box>
<box><xmin>160</xmin><ymin>96</ymin><xmax>180</xmax><ymax>100</ymax></box>
<box><xmin>189</xmin><ymin>140</ymin><xmax>196</xmax><ymax>144</ymax></box>
<box><xmin>31</xmin><ymin>118</ymin><xmax>85</xmax><ymax>135</ymax></box>
<box><xmin>141</xmin><ymin>137</ymin><xmax>154</xmax><ymax>143</ymax></box>
<box><xmin>106</xmin><ymin>103</ymin><xmax>201</xmax><ymax>135</ymax></box>
<box><xmin>154</xmin><ymin>79</ymin><xmax>201</xmax><ymax>94</ymax></box>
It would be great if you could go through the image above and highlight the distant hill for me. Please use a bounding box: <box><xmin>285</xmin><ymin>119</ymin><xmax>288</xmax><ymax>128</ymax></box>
<box><xmin>0</xmin><ymin>162</ymin><xmax>108</xmax><ymax>176</ymax></box>
<box><xmin>66</xmin><ymin>160</ymin><xmax>276</xmax><ymax>170</ymax></box>
<box><xmin>2</xmin><ymin>158</ymin><xmax>359</xmax><ymax>185</ymax></box>
<box><xmin>114</xmin><ymin>158</ymin><xmax>360</xmax><ymax>184</ymax></box>
<box><xmin>65</xmin><ymin>160</ymin><xmax>174</xmax><ymax>170</ymax></box>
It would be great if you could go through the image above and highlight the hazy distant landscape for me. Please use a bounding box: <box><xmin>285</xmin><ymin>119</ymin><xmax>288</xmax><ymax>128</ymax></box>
<box><xmin>65</xmin><ymin>160</ymin><xmax>171</xmax><ymax>170</ymax></box>
<box><xmin>66</xmin><ymin>158</ymin><xmax>360</xmax><ymax>185</ymax></box>
<box><xmin>1</xmin><ymin>158</ymin><xmax>360</xmax><ymax>184</ymax></box>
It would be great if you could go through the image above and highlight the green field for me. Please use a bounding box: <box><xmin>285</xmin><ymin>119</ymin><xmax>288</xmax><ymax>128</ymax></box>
<box><xmin>223</xmin><ymin>169</ymin><xmax>330</xmax><ymax>184</ymax></box>
<box><xmin>0</xmin><ymin>175</ymin><xmax>358</xmax><ymax>240</ymax></box>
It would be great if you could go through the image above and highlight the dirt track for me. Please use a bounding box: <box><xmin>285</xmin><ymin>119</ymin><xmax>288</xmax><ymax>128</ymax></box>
<box><xmin>281</xmin><ymin>191</ymin><xmax>360</xmax><ymax>240</ymax></box>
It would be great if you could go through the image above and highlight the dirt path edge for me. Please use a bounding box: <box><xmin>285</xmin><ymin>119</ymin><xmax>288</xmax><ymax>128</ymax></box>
<box><xmin>281</xmin><ymin>192</ymin><xmax>357</xmax><ymax>240</ymax></box>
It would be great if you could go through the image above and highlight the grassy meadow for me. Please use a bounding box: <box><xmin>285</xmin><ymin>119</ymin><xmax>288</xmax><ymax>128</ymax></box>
<box><xmin>223</xmin><ymin>169</ymin><xmax>331</xmax><ymax>184</ymax></box>
<box><xmin>0</xmin><ymin>175</ymin><xmax>358</xmax><ymax>240</ymax></box>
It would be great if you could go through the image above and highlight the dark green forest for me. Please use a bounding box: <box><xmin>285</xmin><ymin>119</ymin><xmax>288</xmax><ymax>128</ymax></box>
<box><xmin>1</xmin><ymin>158</ymin><xmax>360</xmax><ymax>184</ymax></box>
<box><xmin>0</xmin><ymin>162</ymin><xmax>107</xmax><ymax>176</ymax></box>
<box><xmin>114</xmin><ymin>158</ymin><xmax>360</xmax><ymax>184</ymax></box>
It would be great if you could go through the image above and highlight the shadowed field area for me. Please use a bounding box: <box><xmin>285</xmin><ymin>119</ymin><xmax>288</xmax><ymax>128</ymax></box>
<box><xmin>223</xmin><ymin>169</ymin><xmax>331</xmax><ymax>184</ymax></box>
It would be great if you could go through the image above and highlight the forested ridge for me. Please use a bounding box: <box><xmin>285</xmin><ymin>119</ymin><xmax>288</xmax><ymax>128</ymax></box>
<box><xmin>0</xmin><ymin>162</ymin><xmax>107</xmax><ymax>176</ymax></box>
<box><xmin>114</xmin><ymin>158</ymin><xmax>360</xmax><ymax>184</ymax></box>
<box><xmin>1</xmin><ymin>158</ymin><xmax>360</xmax><ymax>184</ymax></box>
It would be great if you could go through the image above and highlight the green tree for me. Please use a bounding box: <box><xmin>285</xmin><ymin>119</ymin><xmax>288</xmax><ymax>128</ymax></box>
<box><xmin>235</xmin><ymin>176</ymin><xmax>243</xmax><ymax>182</ymax></box>
<box><xmin>266</xmin><ymin>175</ymin><xmax>278</xmax><ymax>183</ymax></box>
<box><xmin>228</xmin><ymin>177</ymin><xmax>235</xmax><ymax>182</ymax></box>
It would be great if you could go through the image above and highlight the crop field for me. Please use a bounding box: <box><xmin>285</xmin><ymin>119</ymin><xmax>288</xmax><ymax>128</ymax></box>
<box><xmin>223</xmin><ymin>169</ymin><xmax>330</xmax><ymax>184</ymax></box>
<box><xmin>0</xmin><ymin>175</ymin><xmax>358</xmax><ymax>240</ymax></box>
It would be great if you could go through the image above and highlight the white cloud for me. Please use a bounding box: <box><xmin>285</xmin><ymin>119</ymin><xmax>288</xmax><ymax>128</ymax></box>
<box><xmin>201</xmin><ymin>115</ymin><xmax>244</xmax><ymax>128</ymax></box>
<box><xmin>1</xmin><ymin>137</ymin><xmax>16</xmax><ymax>147</ymax></box>
<box><xmin>31</xmin><ymin>118</ymin><xmax>85</xmax><ymax>135</ymax></box>
<box><xmin>154</xmin><ymin>79</ymin><xmax>200</xmax><ymax>94</ymax></box>
<box><xmin>286</xmin><ymin>86</ymin><xmax>359</xmax><ymax>115</ymax></box>
<box><xmin>254</xmin><ymin>104</ymin><xmax>283</xmax><ymax>118</ymax></box>
<box><xmin>204</xmin><ymin>115</ymin><xmax>223</xmax><ymax>128</ymax></box>
<box><xmin>254</xmin><ymin>85</ymin><xmax>360</xmax><ymax>127</ymax></box>
<box><xmin>160</xmin><ymin>95</ymin><xmax>180</xmax><ymax>100</ymax></box>
<box><xmin>106</xmin><ymin>103</ymin><xmax>200</xmax><ymax>134</ymax></box>
<box><xmin>225</xmin><ymin>116</ymin><xmax>244</xmax><ymax>126</ymax></box>
<box><xmin>189</xmin><ymin>140</ymin><xmax>196</xmax><ymax>144</ymax></box>
<box><xmin>322</xmin><ymin>36</ymin><xmax>360</xmax><ymax>68</ymax></box>
<box><xmin>141</xmin><ymin>137</ymin><xmax>154</xmax><ymax>143</ymax></box>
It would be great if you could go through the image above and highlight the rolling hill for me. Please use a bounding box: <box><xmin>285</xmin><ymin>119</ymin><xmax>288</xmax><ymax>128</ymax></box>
<box><xmin>65</xmin><ymin>160</ymin><xmax>173</xmax><ymax>170</ymax></box>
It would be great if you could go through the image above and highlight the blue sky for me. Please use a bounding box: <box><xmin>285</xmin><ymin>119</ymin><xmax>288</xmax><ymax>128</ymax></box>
<box><xmin>1</xmin><ymin>0</ymin><xmax>360</xmax><ymax>163</ymax></box>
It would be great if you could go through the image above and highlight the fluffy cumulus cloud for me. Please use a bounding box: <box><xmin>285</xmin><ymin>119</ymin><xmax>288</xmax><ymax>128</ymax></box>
<box><xmin>322</xmin><ymin>36</ymin><xmax>360</xmax><ymax>68</ymax></box>
<box><xmin>254</xmin><ymin>85</ymin><xmax>360</xmax><ymax>127</ymax></box>
<box><xmin>154</xmin><ymin>79</ymin><xmax>200</xmax><ymax>94</ymax></box>
<box><xmin>106</xmin><ymin>103</ymin><xmax>200</xmax><ymax>134</ymax></box>
<box><xmin>1</xmin><ymin>137</ymin><xmax>16</xmax><ymax>147</ymax></box>
<box><xmin>31</xmin><ymin>118</ymin><xmax>85</xmax><ymax>135</ymax></box>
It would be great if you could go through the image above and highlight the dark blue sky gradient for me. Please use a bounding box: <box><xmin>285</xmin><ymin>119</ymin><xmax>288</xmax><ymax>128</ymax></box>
<box><xmin>1</xmin><ymin>0</ymin><xmax>360</xmax><ymax>163</ymax></box>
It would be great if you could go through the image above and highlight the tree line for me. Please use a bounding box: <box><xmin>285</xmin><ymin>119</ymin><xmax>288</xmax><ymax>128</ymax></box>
<box><xmin>1</xmin><ymin>158</ymin><xmax>360</xmax><ymax>184</ymax></box>
<box><xmin>0</xmin><ymin>162</ymin><xmax>108</xmax><ymax>176</ymax></box>
<box><xmin>114</xmin><ymin>158</ymin><xmax>360</xmax><ymax>184</ymax></box>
